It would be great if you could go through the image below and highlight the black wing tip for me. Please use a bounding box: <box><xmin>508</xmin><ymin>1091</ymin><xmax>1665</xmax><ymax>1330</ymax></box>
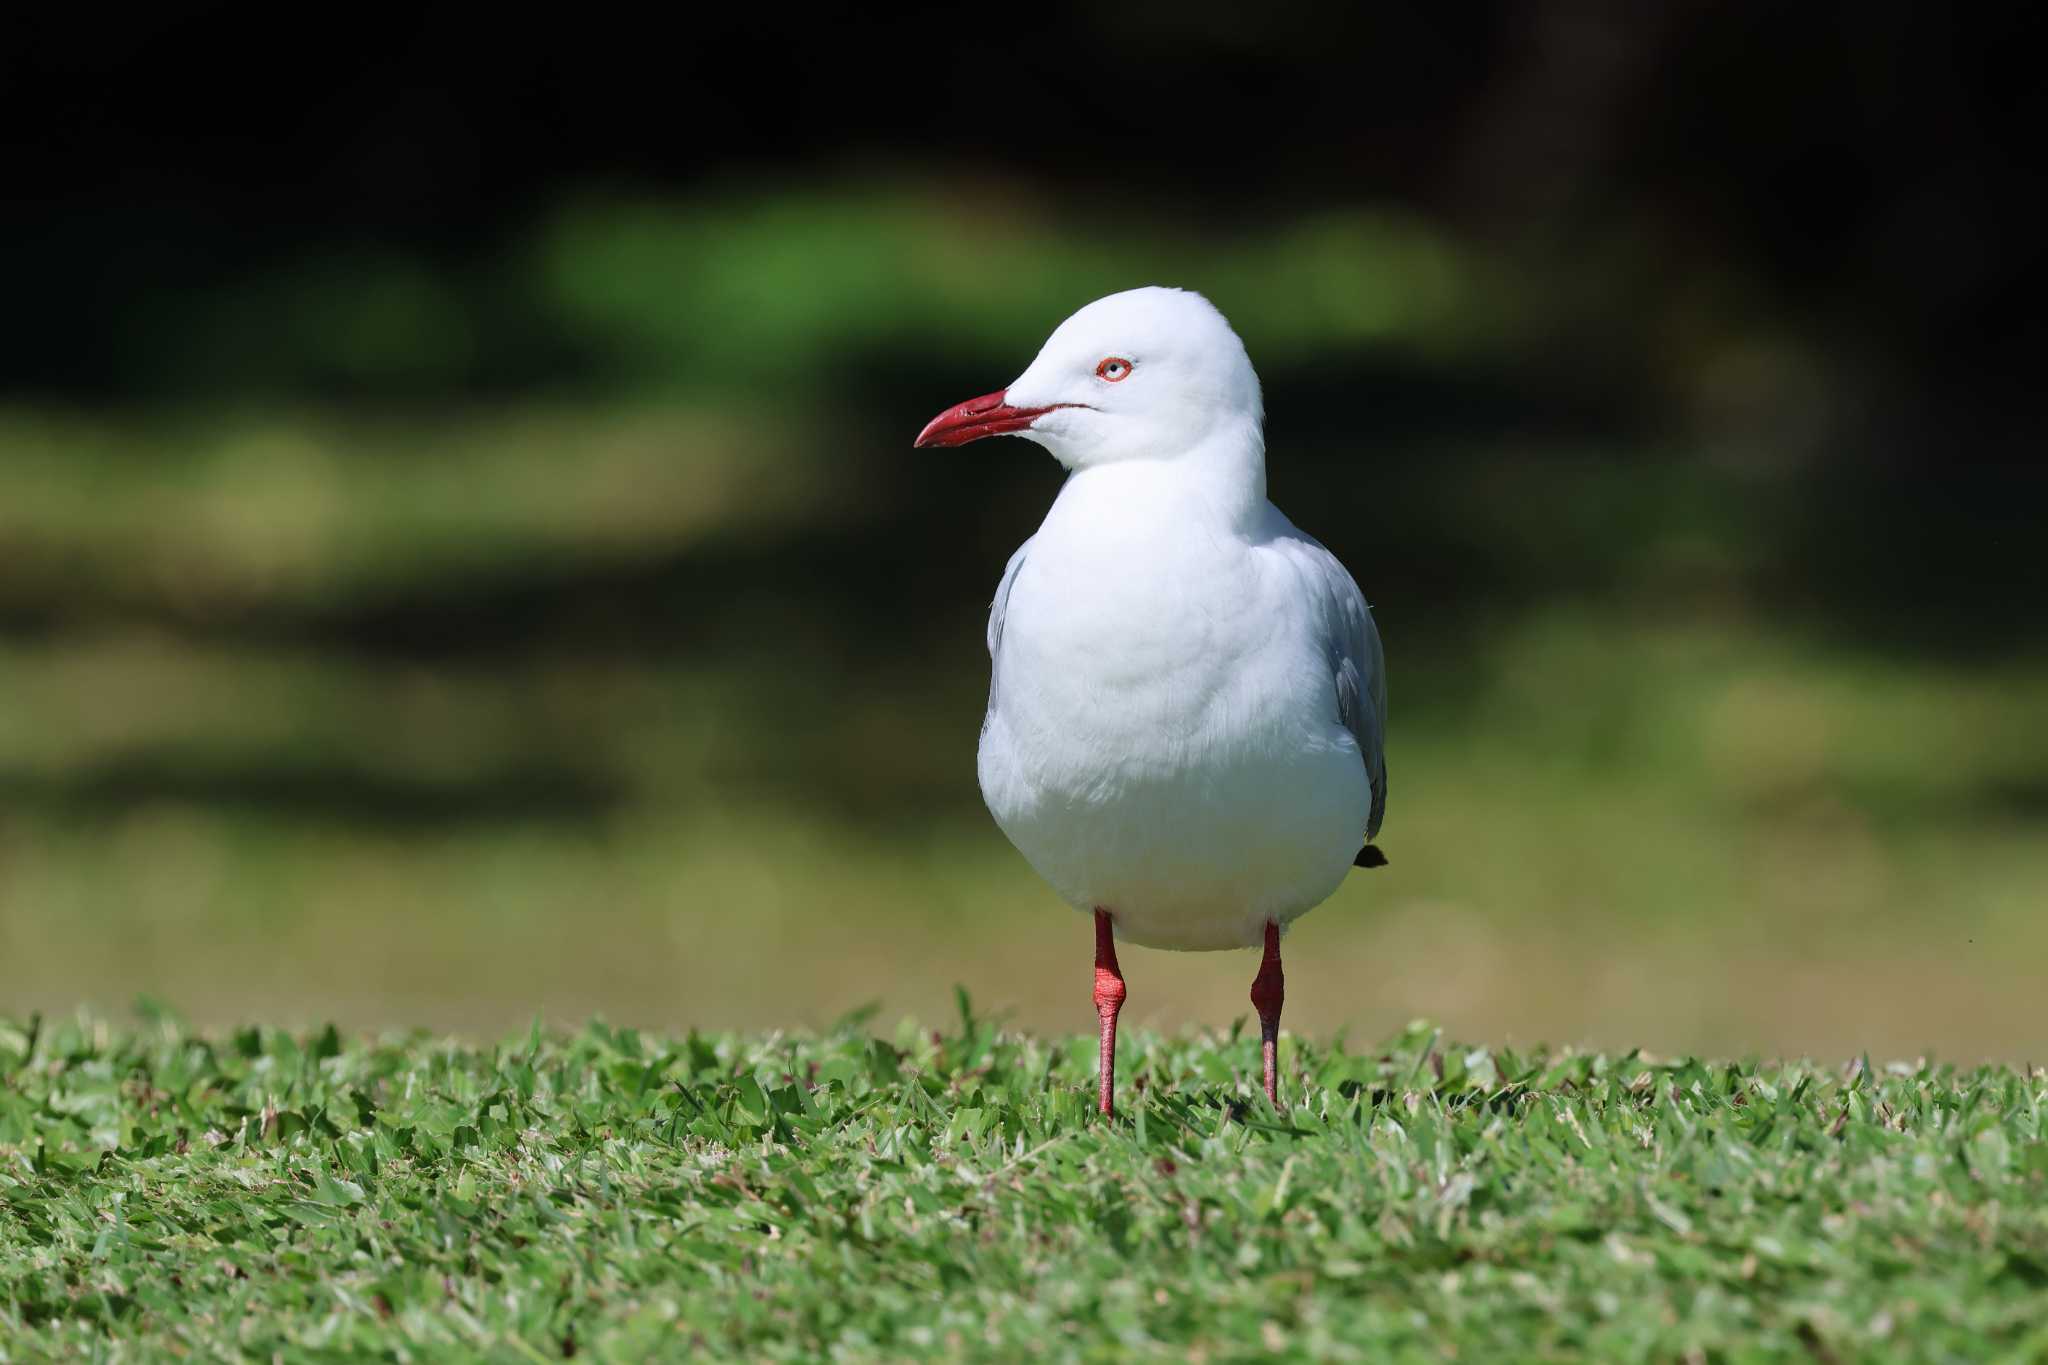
<box><xmin>1353</xmin><ymin>844</ymin><xmax>1389</xmax><ymax>869</ymax></box>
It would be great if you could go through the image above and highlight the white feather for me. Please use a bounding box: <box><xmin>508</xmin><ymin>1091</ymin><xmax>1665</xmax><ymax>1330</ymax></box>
<box><xmin>974</xmin><ymin>287</ymin><xmax>1385</xmax><ymax>951</ymax></box>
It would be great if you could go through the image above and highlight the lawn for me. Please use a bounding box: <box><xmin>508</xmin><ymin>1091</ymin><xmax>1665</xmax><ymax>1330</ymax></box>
<box><xmin>3</xmin><ymin>1010</ymin><xmax>2045</xmax><ymax>1361</ymax></box>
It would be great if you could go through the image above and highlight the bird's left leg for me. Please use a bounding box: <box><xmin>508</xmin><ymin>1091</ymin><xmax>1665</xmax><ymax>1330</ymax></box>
<box><xmin>1249</xmin><ymin>921</ymin><xmax>1285</xmax><ymax>1107</ymax></box>
<box><xmin>1092</xmin><ymin>908</ymin><xmax>1127</xmax><ymax>1117</ymax></box>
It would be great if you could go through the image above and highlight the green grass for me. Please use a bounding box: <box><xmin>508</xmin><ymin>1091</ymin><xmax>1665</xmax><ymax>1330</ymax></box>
<box><xmin>4</xmin><ymin>1011</ymin><xmax>2046</xmax><ymax>1361</ymax></box>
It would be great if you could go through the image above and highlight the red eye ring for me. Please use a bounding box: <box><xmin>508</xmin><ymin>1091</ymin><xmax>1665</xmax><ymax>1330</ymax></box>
<box><xmin>1095</xmin><ymin>356</ymin><xmax>1133</xmax><ymax>382</ymax></box>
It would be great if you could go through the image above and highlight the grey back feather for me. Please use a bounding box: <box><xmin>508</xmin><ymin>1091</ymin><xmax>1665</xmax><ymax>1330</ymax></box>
<box><xmin>1275</xmin><ymin>530</ymin><xmax>1387</xmax><ymax>840</ymax></box>
<box><xmin>984</xmin><ymin>537</ymin><xmax>1033</xmax><ymax>721</ymax></box>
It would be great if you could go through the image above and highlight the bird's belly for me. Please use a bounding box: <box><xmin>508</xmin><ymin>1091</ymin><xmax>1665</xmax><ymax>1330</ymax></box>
<box><xmin>978</xmin><ymin>662</ymin><xmax>1370</xmax><ymax>951</ymax></box>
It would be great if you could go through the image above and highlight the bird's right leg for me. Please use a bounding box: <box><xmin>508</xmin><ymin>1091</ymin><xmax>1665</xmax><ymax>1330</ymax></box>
<box><xmin>1250</xmin><ymin>920</ymin><xmax>1285</xmax><ymax>1107</ymax></box>
<box><xmin>1092</xmin><ymin>908</ymin><xmax>1127</xmax><ymax>1117</ymax></box>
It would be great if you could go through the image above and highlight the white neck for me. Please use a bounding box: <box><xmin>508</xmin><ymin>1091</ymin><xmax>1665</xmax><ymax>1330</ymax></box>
<box><xmin>1057</xmin><ymin>415</ymin><xmax>1269</xmax><ymax>535</ymax></box>
<box><xmin>1178</xmin><ymin>415</ymin><xmax>1269</xmax><ymax>528</ymax></box>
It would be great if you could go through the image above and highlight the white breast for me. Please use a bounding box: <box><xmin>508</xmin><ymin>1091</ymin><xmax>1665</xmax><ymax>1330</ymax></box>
<box><xmin>977</xmin><ymin>464</ymin><xmax>1370</xmax><ymax>951</ymax></box>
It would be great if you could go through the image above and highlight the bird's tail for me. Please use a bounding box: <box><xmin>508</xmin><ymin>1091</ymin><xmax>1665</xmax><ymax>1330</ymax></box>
<box><xmin>1353</xmin><ymin>844</ymin><xmax>1388</xmax><ymax>869</ymax></box>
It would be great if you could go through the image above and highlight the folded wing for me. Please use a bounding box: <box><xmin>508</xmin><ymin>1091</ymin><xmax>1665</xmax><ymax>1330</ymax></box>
<box><xmin>1273</xmin><ymin>529</ymin><xmax>1387</xmax><ymax>844</ymax></box>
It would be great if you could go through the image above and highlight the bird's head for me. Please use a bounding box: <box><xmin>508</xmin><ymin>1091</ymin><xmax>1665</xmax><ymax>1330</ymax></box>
<box><xmin>914</xmin><ymin>287</ymin><xmax>1263</xmax><ymax>469</ymax></box>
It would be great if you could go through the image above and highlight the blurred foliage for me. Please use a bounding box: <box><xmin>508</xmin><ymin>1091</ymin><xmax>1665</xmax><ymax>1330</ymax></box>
<box><xmin>1</xmin><ymin>373</ymin><xmax>2043</xmax><ymax>1053</ymax></box>
<box><xmin>2</xmin><ymin>3</ymin><xmax>2040</xmax><ymax>1077</ymax></box>
<box><xmin>103</xmin><ymin>187</ymin><xmax>1503</xmax><ymax>404</ymax></box>
<box><xmin>536</xmin><ymin>191</ymin><xmax>1494</xmax><ymax>392</ymax></box>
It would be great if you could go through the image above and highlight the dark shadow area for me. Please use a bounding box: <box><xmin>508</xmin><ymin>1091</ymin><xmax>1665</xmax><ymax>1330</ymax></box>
<box><xmin>6</xmin><ymin>4</ymin><xmax>2038</xmax><ymax>459</ymax></box>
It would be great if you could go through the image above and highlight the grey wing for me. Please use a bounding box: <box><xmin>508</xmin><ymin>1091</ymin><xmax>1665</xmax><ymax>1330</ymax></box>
<box><xmin>1284</xmin><ymin>533</ymin><xmax>1387</xmax><ymax>841</ymax></box>
<box><xmin>984</xmin><ymin>537</ymin><xmax>1032</xmax><ymax>716</ymax></box>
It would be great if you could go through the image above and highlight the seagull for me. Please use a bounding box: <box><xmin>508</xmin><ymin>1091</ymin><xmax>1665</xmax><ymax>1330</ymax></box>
<box><xmin>915</xmin><ymin>287</ymin><xmax>1387</xmax><ymax>1115</ymax></box>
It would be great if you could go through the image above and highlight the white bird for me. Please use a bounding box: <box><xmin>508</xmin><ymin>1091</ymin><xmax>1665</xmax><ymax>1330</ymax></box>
<box><xmin>915</xmin><ymin>287</ymin><xmax>1387</xmax><ymax>1115</ymax></box>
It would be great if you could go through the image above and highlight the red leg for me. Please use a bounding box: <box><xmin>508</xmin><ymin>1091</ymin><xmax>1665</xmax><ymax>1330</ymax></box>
<box><xmin>1092</xmin><ymin>908</ymin><xmax>1127</xmax><ymax>1117</ymax></box>
<box><xmin>1250</xmin><ymin>921</ymin><xmax>1285</xmax><ymax>1106</ymax></box>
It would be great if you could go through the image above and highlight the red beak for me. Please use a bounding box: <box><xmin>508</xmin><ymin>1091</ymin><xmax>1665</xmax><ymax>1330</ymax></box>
<box><xmin>913</xmin><ymin>389</ymin><xmax>1065</xmax><ymax>448</ymax></box>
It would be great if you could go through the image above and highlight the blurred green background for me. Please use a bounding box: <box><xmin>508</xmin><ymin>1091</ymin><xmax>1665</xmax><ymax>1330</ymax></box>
<box><xmin>3</xmin><ymin>6</ymin><xmax>2042</xmax><ymax>1057</ymax></box>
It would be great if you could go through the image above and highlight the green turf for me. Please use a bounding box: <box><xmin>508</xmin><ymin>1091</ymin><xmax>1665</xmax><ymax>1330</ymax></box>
<box><xmin>3</xmin><ymin>1010</ymin><xmax>2045</xmax><ymax>1361</ymax></box>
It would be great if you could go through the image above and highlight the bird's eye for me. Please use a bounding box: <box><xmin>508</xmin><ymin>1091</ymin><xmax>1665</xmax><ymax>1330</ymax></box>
<box><xmin>1095</xmin><ymin>357</ymin><xmax>1133</xmax><ymax>382</ymax></box>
